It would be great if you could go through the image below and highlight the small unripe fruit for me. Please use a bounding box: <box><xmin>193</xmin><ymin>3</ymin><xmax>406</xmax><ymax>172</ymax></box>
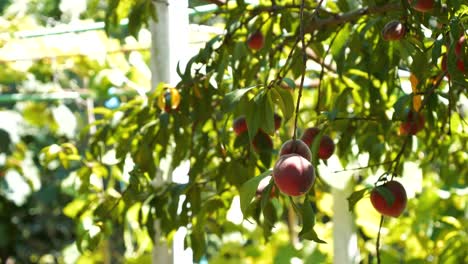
<box><xmin>233</xmin><ymin>116</ymin><xmax>247</xmax><ymax>136</ymax></box>
<box><xmin>370</xmin><ymin>180</ymin><xmax>407</xmax><ymax>217</ymax></box>
<box><xmin>317</xmin><ymin>136</ymin><xmax>335</xmax><ymax>160</ymax></box>
<box><xmin>247</xmin><ymin>31</ymin><xmax>264</xmax><ymax>50</ymax></box>
<box><xmin>408</xmin><ymin>0</ymin><xmax>434</xmax><ymax>12</ymax></box>
<box><xmin>157</xmin><ymin>87</ymin><xmax>181</xmax><ymax>112</ymax></box>
<box><xmin>382</xmin><ymin>20</ymin><xmax>406</xmax><ymax>41</ymax></box>
<box><xmin>273</xmin><ymin>154</ymin><xmax>315</xmax><ymax>196</ymax></box>
<box><xmin>279</xmin><ymin>139</ymin><xmax>312</xmax><ymax>161</ymax></box>
<box><xmin>399</xmin><ymin>110</ymin><xmax>425</xmax><ymax>136</ymax></box>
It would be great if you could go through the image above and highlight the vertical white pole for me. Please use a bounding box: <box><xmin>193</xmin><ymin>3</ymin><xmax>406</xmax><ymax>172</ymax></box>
<box><xmin>150</xmin><ymin>1</ymin><xmax>190</xmax><ymax>264</ymax></box>
<box><xmin>332</xmin><ymin>182</ymin><xmax>360</xmax><ymax>264</ymax></box>
<box><xmin>318</xmin><ymin>158</ymin><xmax>360</xmax><ymax>264</ymax></box>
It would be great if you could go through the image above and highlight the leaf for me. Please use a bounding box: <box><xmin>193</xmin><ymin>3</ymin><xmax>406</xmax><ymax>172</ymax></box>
<box><xmin>271</xmin><ymin>86</ymin><xmax>295</xmax><ymax>122</ymax></box>
<box><xmin>282</xmin><ymin>77</ymin><xmax>296</xmax><ymax>89</ymax></box>
<box><xmin>347</xmin><ymin>188</ymin><xmax>369</xmax><ymax>211</ymax></box>
<box><xmin>262</xmin><ymin>93</ymin><xmax>275</xmax><ymax>134</ymax></box>
<box><xmin>245</xmin><ymin>93</ymin><xmax>263</xmax><ymax>141</ymax></box>
<box><xmin>392</xmin><ymin>95</ymin><xmax>410</xmax><ymax>120</ymax></box>
<box><xmin>239</xmin><ymin>169</ymin><xmax>272</xmax><ymax>216</ymax></box>
<box><xmin>222</xmin><ymin>86</ymin><xmax>256</xmax><ymax>113</ymax></box>
<box><xmin>298</xmin><ymin>202</ymin><xmax>326</xmax><ymax>243</ymax></box>
<box><xmin>375</xmin><ymin>185</ymin><xmax>395</xmax><ymax>206</ymax></box>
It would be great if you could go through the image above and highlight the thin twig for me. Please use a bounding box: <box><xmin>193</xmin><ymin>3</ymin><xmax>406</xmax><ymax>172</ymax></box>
<box><xmin>293</xmin><ymin>0</ymin><xmax>308</xmax><ymax>140</ymax></box>
<box><xmin>376</xmin><ymin>215</ymin><xmax>384</xmax><ymax>264</ymax></box>
<box><xmin>293</xmin><ymin>0</ymin><xmax>325</xmax><ymax>140</ymax></box>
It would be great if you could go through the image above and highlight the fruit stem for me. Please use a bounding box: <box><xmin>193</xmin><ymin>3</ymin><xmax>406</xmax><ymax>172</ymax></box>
<box><xmin>376</xmin><ymin>215</ymin><xmax>384</xmax><ymax>264</ymax></box>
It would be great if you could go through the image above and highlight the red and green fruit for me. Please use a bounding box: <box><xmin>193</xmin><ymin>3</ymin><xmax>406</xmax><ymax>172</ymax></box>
<box><xmin>370</xmin><ymin>180</ymin><xmax>408</xmax><ymax>217</ymax></box>
<box><xmin>273</xmin><ymin>154</ymin><xmax>315</xmax><ymax>196</ymax></box>
<box><xmin>247</xmin><ymin>31</ymin><xmax>264</xmax><ymax>50</ymax></box>
<box><xmin>399</xmin><ymin>110</ymin><xmax>425</xmax><ymax>135</ymax></box>
<box><xmin>279</xmin><ymin>139</ymin><xmax>312</xmax><ymax>161</ymax></box>
<box><xmin>300</xmin><ymin>127</ymin><xmax>335</xmax><ymax>160</ymax></box>
<box><xmin>252</xmin><ymin>130</ymin><xmax>273</xmax><ymax>153</ymax></box>
<box><xmin>455</xmin><ymin>35</ymin><xmax>465</xmax><ymax>56</ymax></box>
<box><xmin>408</xmin><ymin>0</ymin><xmax>434</xmax><ymax>12</ymax></box>
<box><xmin>274</xmin><ymin>113</ymin><xmax>282</xmax><ymax>131</ymax></box>
<box><xmin>300</xmin><ymin>127</ymin><xmax>320</xmax><ymax>147</ymax></box>
<box><xmin>317</xmin><ymin>135</ymin><xmax>335</xmax><ymax>160</ymax></box>
<box><xmin>233</xmin><ymin>116</ymin><xmax>247</xmax><ymax>136</ymax></box>
<box><xmin>157</xmin><ymin>87</ymin><xmax>181</xmax><ymax>112</ymax></box>
<box><xmin>382</xmin><ymin>20</ymin><xmax>406</xmax><ymax>41</ymax></box>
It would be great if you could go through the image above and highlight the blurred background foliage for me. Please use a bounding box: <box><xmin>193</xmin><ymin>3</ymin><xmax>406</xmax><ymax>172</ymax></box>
<box><xmin>0</xmin><ymin>0</ymin><xmax>467</xmax><ymax>263</ymax></box>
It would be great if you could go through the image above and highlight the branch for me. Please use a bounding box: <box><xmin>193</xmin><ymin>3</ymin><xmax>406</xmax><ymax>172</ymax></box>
<box><xmin>202</xmin><ymin>0</ymin><xmax>226</xmax><ymax>6</ymax></box>
<box><xmin>305</xmin><ymin>3</ymin><xmax>402</xmax><ymax>33</ymax></box>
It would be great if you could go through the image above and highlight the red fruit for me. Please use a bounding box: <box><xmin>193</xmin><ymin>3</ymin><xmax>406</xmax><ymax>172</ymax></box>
<box><xmin>318</xmin><ymin>136</ymin><xmax>335</xmax><ymax>160</ymax></box>
<box><xmin>408</xmin><ymin>0</ymin><xmax>434</xmax><ymax>12</ymax></box>
<box><xmin>274</xmin><ymin>113</ymin><xmax>282</xmax><ymax>131</ymax></box>
<box><xmin>370</xmin><ymin>180</ymin><xmax>407</xmax><ymax>217</ymax></box>
<box><xmin>247</xmin><ymin>31</ymin><xmax>264</xmax><ymax>50</ymax></box>
<box><xmin>455</xmin><ymin>35</ymin><xmax>466</xmax><ymax>57</ymax></box>
<box><xmin>279</xmin><ymin>139</ymin><xmax>312</xmax><ymax>161</ymax></box>
<box><xmin>256</xmin><ymin>175</ymin><xmax>276</xmax><ymax>198</ymax></box>
<box><xmin>301</xmin><ymin>127</ymin><xmax>320</xmax><ymax>147</ymax></box>
<box><xmin>273</xmin><ymin>154</ymin><xmax>315</xmax><ymax>196</ymax></box>
<box><xmin>399</xmin><ymin>110</ymin><xmax>425</xmax><ymax>135</ymax></box>
<box><xmin>252</xmin><ymin>130</ymin><xmax>273</xmax><ymax>153</ymax></box>
<box><xmin>382</xmin><ymin>20</ymin><xmax>406</xmax><ymax>41</ymax></box>
<box><xmin>233</xmin><ymin>116</ymin><xmax>247</xmax><ymax>136</ymax></box>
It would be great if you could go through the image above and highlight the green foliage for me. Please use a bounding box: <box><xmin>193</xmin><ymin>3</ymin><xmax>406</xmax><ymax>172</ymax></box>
<box><xmin>0</xmin><ymin>0</ymin><xmax>467</xmax><ymax>263</ymax></box>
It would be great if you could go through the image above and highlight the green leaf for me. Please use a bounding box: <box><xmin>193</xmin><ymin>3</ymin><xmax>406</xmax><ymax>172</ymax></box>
<box><xmin>271</xmin><ymin>86</ymin><xmax>295</xmax><ymax>122</ymax></box>
<box><xmin>392</xmin><ymin>95</ymin><xmax>410</xmax><ymax>120</ymax></box>
<box><xmin>262</xmin><ymin>93</ymin><xmax>276</xmax><ymax>134</ymax></box>
<box><xmin>375</xmin><ymin>185</ymin><xmax>396</xmax><ymax>205</ymax></box>
<box><xmin>347</xmin><ymin>188</ymin><xmax>370</xmax><ymax>211</ymax></box>
<box><xmin>239</xmin><ymin>169</ymin><xmax>272</xmax><ymax>216</ymax></box>
<box><xmin>222</xmin><ymin>86</ymin><xmax>256</xmax><ymax>113</ymax></box>
<box><xmin>282</xmin><ymin>77</ymin><xmax>296</xmax><ymax>89</ymax></box>
<box><xmin>298</xmin><ymin>202</ymin><xmax>326</xmax><ymax>243</ymax></box>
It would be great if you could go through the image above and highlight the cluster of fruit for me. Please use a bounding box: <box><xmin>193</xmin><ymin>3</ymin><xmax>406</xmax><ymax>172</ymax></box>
<box><xmin>233</xmin><ymin>116</ymin><xmax>336</xmax><ymax>196</ymax></box>
<box><xmin>382</xmin><ymin>0</ymin><xmax>466</xmax><ymax>77</ymax></box>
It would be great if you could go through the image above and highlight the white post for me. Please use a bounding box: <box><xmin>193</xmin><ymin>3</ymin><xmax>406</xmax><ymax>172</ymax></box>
<box><xmin>332</xmin><ymin>182</ymin><xmax>360</xmax><ymax>264</ymax></box>
<box><xmin>318</xmin><ymin>157</ymin><xmax>360</xmax><ymax>264</ymax></box>
<box><xmin>150</xmin><ymin>1</ymin><xmax>190</xmax><ymax>264</ymax></box>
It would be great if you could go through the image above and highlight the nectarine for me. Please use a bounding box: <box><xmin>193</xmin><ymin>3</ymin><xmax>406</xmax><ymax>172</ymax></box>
<box><xmin>247</xmin><ymin>31</ymin><xmax>264</xmax><ymax>50</ymax></box>
<box><xmin>382</xmin><ymin>20</ymin><xmax>406</xmax><ymax>41</ymax></box>
<box><xmin>273</xmin><ymin>154</ymin><xmax>315</xmax><ymax>196</ymax></box>
<box><xmin>279</xmin><ymin>139</ymin><xmax>312</xmax><ymax>161</ymax></box>
<box><xmin>370</xmin><ymin>180</ymin><xmax>407</xmax><ymax>217</ymax></box>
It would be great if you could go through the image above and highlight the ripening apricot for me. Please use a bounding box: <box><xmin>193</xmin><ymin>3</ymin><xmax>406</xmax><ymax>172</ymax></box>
<box><xmin>157</xmin><ymin>86</ymin><xmax>181</xmax><ymax>112</ymax></box>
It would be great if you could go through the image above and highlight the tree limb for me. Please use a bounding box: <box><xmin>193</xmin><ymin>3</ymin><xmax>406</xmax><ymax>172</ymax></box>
<box><xmin>305</xmin><ymin>3</ymin><xmax>402</xmax><ymax>33</ymax></box>
<box><xmin>202</xmin><ymin>0</ymin><xmax>226</xmax><ymax>6</ymax></box>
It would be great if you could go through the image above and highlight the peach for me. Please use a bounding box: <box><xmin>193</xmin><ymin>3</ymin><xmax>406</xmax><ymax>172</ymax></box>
<box><xmin>382</xmin><ymin>20</ymin><xmax>406</xmax><ymax>41</ymax></box>
<box><xmin>233</xmin><ymin>116</ymin><xmax>247</xmax><ymax>136</ymax></box>
<box><xmin>279</xmin><ymin>139</ymin><xmax>312</xmax><ymax>161</ymax></box>
<box><xmin>273</xmin><ymin>154</ymin><xmax>315</xmax><ymax>196</ymax></box>
<box><xmin>370</xmin><ymin>180</ymin><xmax>407</xmax><ymax>217</ymax></box>
<box><xmin>247</xmin><ymin>31</ymin><xmax>264</xmax><ymax>50</ymax></box>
